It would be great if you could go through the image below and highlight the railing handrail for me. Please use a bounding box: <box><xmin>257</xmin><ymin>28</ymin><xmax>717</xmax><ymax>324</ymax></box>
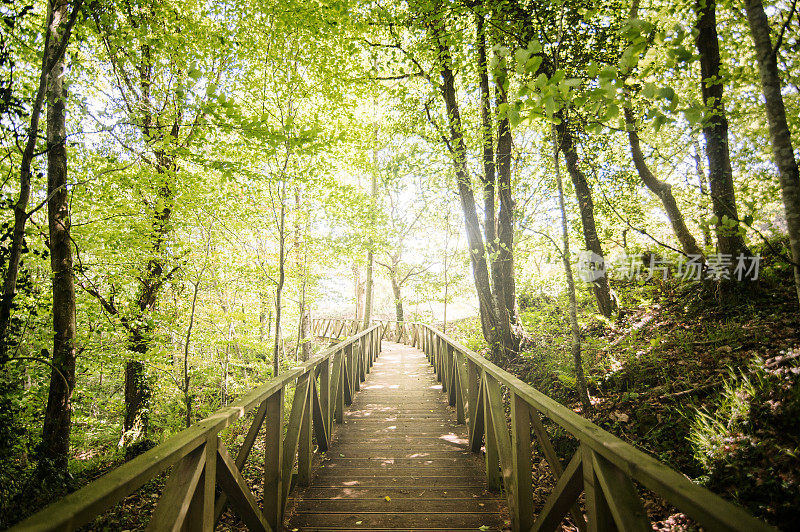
<box><xmin>12</xmin><ymin>324</ymin><xmax>382</xmax><ymax>532</ymax></box>
<box><xmin>395</xmin><ymin>320</ymin><xmax>773</xmax><ymax>532</ymax></box>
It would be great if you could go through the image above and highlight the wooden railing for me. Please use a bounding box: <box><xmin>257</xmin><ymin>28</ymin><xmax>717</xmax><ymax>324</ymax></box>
<box><xmin>373</xmin><ymin>319</ymin><xmax>416</xmax><ymax>343</ymax></box>
<box><xmin>311</xmin><ymin>317</ymin><xmax>362</xmax><ymax>339</ymax></box>
<box><xmin>311</xmin><ymin>317</ymin><xmax>422</xmax><ymax>345</ymax></box>
<box><xmin>11</xmin><ymin>324</ymin><xmax>382</xmax><ymax>532</ymax></box>
<box><xmin>392</xmin><ymin>321</ymin><xmax>774</xmax><ymax>532</ymax></box>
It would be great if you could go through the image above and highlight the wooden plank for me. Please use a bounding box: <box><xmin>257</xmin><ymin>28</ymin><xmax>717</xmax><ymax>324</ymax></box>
<box><xmin>469</xmin><ymin>370</ymin><xmax>485</xmax><ymax>454</ymax></box>
<box><xmin>453</xmin><ymin>350</ymin><xmax>466</xmax><ymax>424</ymax></box>
<box><xmin>529</xmin><ymin>409</ymin><xmax>586</xmax><ymax>531</ymax></box>
<box><xmin>146</xmin><ymin>445</ymin><xmax>206</xmax><ymax>532</ymax></box>
<box><xmin>582</xmin><ymin>444</ymin><xmax>614</xmax><ymax>532</ymax></box>
<box><xmin>591</xmin><ymin>451</ymin><xmax>649</xmax><ymax>532</ymax></box>
<box><xmin>263</xmin><ymin>388</ymin><xmax>284</xmax><ymax>530</ymax></box>
<box><xmin>319</xmin><ymin>357</ymin><xmax>330</xmax><ymax>439</ymax></box>
<box><xmin>311</xmin><ymin>377</ymin><xmax>329</xmax><ymax>451</ymax></box>
<box><xmin>482</xmin><ymin>374</ymin><xmax>502</xmax><ymax>492</ymax></box>
<box><xmin>186</xmin><ymin>435</ymin><xmax>216</xmax><ymax>531</ymax></box>
<box><xmin>343</xmin><ymin>345</ymin><xmax>353</xmax><ymax>406</ymax></box>
<box><xmin>467</xmin><ymin>358</ymin><xmax>479</xmax><ymax>448</ymax></box>
<box><xmin>298</xmin><ymin>374</ymin><xmax>314</xmax><ymax>486</ymax></box>
<box><xmin>485</xmin><ymin>374</ymin><xmax>516</xmax><ymax>516</ymax></box>
<box><xmin>281</xmin><ymin>373</ymin><xmax>311</xmax><ymax>508</ymax></box>
<box><xmin>332</xmin><ymin>351</ymin><xmax>343</xmax><ymax>424</ymax></box>
<box><xmin>216</xmin><ymin>442</ymin><xmax>271</xmax><ymax>532</ymax></box>
<box><xmin>512</xmin><ymin>394</ymin><xmax>535</xmax><ymax>532</ymax></box>
<box><xmin>531</xmin><ymin>450</ymin><xmax>584</xmax><ymax>532</ymax></box>
<box><xmin>214</xmin><ymin>396</ymin><xmax>270</xmax><ymax>522</ymax></box>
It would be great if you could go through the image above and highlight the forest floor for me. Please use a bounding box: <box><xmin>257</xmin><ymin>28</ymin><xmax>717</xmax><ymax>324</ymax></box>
<box><xmin>449</xmin><ymin>247</ymin><xmax>800</xmax><ymax>531</ymax></box>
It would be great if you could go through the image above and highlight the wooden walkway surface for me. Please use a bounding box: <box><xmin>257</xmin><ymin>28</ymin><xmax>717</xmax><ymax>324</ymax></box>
<box><xmin>286</xmin><ymin>341</ymin><xmax>509</xmax><ymax>531</ymax></box>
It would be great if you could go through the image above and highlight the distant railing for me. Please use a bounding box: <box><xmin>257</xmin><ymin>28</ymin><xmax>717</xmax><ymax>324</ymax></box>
<box><xmin>11</xmin><ymin>325</ymin><xmax>382</xmax><ymax>532</ymax></box>
<box><xmin>389</xmin><ymin>321</ymin><xmax>774</xmax><ymax>532</ymax></box>
<box><xmin>311</xmin><ymin>317</ymin><xmax>418</xmax><ymax>345</ymax></box>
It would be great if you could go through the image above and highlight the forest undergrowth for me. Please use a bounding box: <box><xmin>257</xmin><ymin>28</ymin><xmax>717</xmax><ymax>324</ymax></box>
<box><xmin>449</xmin><ymin>241</ymin><xmax>800</xmax><ymax>531</ymax></box>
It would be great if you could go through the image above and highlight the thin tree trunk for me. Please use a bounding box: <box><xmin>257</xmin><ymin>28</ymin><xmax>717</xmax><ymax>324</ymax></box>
<box><xmin>353</xmin><ymin>264</ymin><xmax>363</xmax><ymax>322</ymax></box>
<box><xmin>363</xmin><ymin>120</ymin><xmax>378</xmax><ymax>329</ymax></box>
<box><xmin>552</xmin><ymin>128</ymin><xmax>591</xmax><ymax>412</ymax></box>
<box><xmin>39</xmin><ymin>0</ymin><xmax>79</xmax><ymax>478</ymax></box>
<box><xmin>695</xmin><ymin>0</ymin><xmax>749</xmax><ymax>262</ymax></box>
<box><xmin>443</xmin><ymin>216</ymin><xmax>450</xmax><ymax>335</ymax></box>
<box><xmin>744</xmin><ymin>0</ymin><xmax>800</xmax><ymax>305</ymax></box>
<box><xmin>692</xmin><ymin>137</ymin><xmax>715</xmax><ymax>247</ymax></box>
<box><xmin>556</xmin><ymin>115</ymin><xmax>616</xmax><ymax>317</ymax></box>
<box><xmin>183</xmin><ymin>278</ymin><xmax>201</xmax><ymax>428</ymax></box>
<box><xmin>273</xmin><ymin>183</ymin><xmax>285</xmax><ymax>377</ymax></box>
<box><xmin>624</xmin><ymin>107</ymin><xmax>705</xmax><ymax>257</ymax></box>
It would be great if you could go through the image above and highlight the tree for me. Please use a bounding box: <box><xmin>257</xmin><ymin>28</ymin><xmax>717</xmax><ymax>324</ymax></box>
<box><xmin>744</xmin><ymin>0</ymin><xmax>800</xmax><ymax>305</ymax></box>
<box><xmin>37</xmin><ymin>0</ymin><xmax>83</xmax><ymax>481</ymax></box>
<box><xmin>552</xmin><ymin>127</ymin><xmax>591</xmax><ymax>412</ymax></box>
<box><xmin>428</xmin><ymin>8</ymin><xmax>517</xmax><ymax>358</ymax></box>
<box><xmin>0</xmin><ymin>0</ymin><xmax>82</xmax><ymax>360</ymax></box>
<box><xmin>695</xmin><ymin>0</ymin><xmax>750</xmax><ymax>265</ymax></box>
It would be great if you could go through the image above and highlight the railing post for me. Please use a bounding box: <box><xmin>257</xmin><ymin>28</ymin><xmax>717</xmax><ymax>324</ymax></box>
<box><xmin>482</xmin><ymin>374</ymin><xmax>501</xmax><ymax>491</ymax></box>
<box><xmin>183</xmin><ymin>435</ymin><xmax>216</xmax><ymax>531</ymax></box>
<box><xmin>298</xmin><ymin>374</ymin><xmax>313</xmax><ymax>486</ymax></box>
<box><xmin>447</xmin><ymin>344</ymin><xmax>456</xmax><ymax>407</ymax></box>
<box><xmin>346</xmin><ymin>344</ymin><xmax>355</xmax><ymax>399</ymax></box>
<box><xmin>439</xmin><ymin>338</ymin><xmax>447</xmax><ymax>390</ymax></box>
<box><xmin>512</xmin><ymin>394</ymin><xmax>534</xmax><ymax>532</ymax></box>
<box><xmin>582</xmin><ymin>443</ymin><xmax>615</xmax><ymax>531</ymax></box>
<box><xmin>360</xmin><ymin>336</ymin><xmax>367</xmax><ymax>379</ymax></box>
<box><xmin>335</xmin><ymin>350</ymin><xmax>345</xmax><ymax>422</ymax></box>
<box><xmin>467</xmin><ymin>358</ymin><xmax>480</xmax><ymax>451</ymax></box>
<box><xmin>454</xmin><ymin>350</ymin><xmax>466</xmax><ymax>424</ymax></box>
<box><xmin>320</xmin><ymin>357</ymin><xmax>330</xmax><ymax>439</ymax></box>
<box><xmin>263</xmin><ymin>388</ymin><xmax>284</xmax><ymax>529</ymax></box>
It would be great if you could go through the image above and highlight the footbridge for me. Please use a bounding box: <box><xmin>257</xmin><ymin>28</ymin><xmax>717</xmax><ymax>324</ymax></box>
<box><xmin>11</xmin><ymin>319</ymin><xmax>775</xmax><ymax>531</ymax></box>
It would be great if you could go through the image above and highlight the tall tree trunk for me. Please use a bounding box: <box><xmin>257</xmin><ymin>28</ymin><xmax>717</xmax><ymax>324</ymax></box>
<box><xmin>38</xmin><ymin>0</ymin><xmax>78</xmax><ymax>478</ymax></box>
<box><xmin>476</xmin><ymin>14</ymin><xmax>502</xmax><ymax>317</ymax></box>
<box><xmin>744</xmin><ymin>0</ymin><xmax>800</xmax><ymax>305</ymax></box>
<box><xmin>433</xmin><ymin>23</ymin><xmax>503</xmax><ymax>354</ymax></box>
<box><xmin>624</xmin><ymin>107</ymin><xmax>705</xmax><ymax>257</ymax></box>
<box><xmin>552</xmin><ymin>128</ymin><xmax>591</xmax><ymax>412</ymax></box>
<box><xmin>695</xmin><ymin>0</ymin><xmax>749</xmax><ymax>262</ymax></box>
<box><xmin>0</xmin><ymin>0</ymin><xmax>81</xmax><ymax>359</ymax></box>
<box><xmin>556</xmin><ymin>115</ymin><xmax>616</xmax><ymax>317</ymax></box>
<box><xmin>494</xmin><ymin>58</ymin><xmax>517</xmax><ymax>326</ymax></box>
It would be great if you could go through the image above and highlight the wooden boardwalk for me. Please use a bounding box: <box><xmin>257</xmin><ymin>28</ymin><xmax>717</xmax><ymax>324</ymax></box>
<box><xmin>286</xmin><ymin>341</ymin><xmax>509</xmax><ymax>531</ymax></box>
